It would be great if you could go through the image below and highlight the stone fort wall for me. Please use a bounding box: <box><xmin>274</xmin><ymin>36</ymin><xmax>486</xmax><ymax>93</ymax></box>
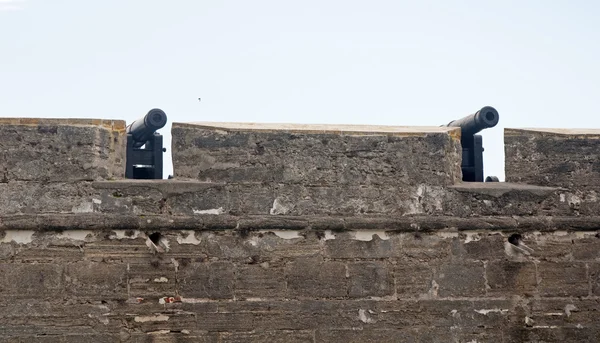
<box><xmin>1</xmin><ymin>118</ymin><xmax>600</xmax><ymax>342</ymax></box>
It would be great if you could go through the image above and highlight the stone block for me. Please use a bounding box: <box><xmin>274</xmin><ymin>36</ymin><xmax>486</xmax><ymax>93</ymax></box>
<box><xmin>530</xmin><ymin>298</ymin><xmax>600</xmax><ymax>327</ymax></box>
<box><xmin>0</xmin><ymin>263</ymin><xmax>63</xmax><ymax>297</ymax></box>
<box><xmin>505</xmin><ymin>128</ymin><xmax>600</xmax><ymax>188</ymax></box>
<box><xmin>125</xmin><ymin>311</ymin><xmax>198</xmax><ymax>335</ymax></box>
<box><xmin>14</xmin><ymin>246</ymin><xmax>84</xmax><ymax>264</ymax></box>
<box><xmin>452</xmin><ymin>232</ymin><xmax>507</xmax><ymax>261</ymax></box>
<box><xmin>235</xmin><ymin>264</ymin><xmax>287</xmax><ymax>299</ymax></box>
<box><xmin>511</xmin><ymin>327</ymin><xmax>600</xmax><ymax>343</ymax></box>
<box><xmin>221</xmin><ymin>330</ymin><xmax>314</xmax><ymax>343</ymax></box>
<box><xmin>63</xmin><ymin>335</ymin><xmax>119</xmax><ymax>343</ymax></box>
<box><xmin>262</xmin><ymin>184</ymin><xmax>449</xmax><ymax>216</ymax></box>
<box><xmin>435</xmin><ymin>262</ymin><xmax>486</xmax><ymax>297</ymax></box>
<box><xmin>172</xmin><ymin>122</ymin><xmax>462</xmax><ymax>187</ymax></box>
<box><xmin>588</xmin><ymin>263</ymin><xmax>600</xmax><ymax>296</ymax></box>
<box><xmin>242</xmin><ymin>230</ymin><xmax>321</xmax><ymax>259</ymax></box>
<box><xmin>64</xmin><ymin>261</ymin><xmax>128</xmax><ymax>299</ymax></box>
<box><xmin>572</xmin><ymin>235</ymin><xmax>600</xmax><ymax>261</ymax></box>
<box><xmin>416</xmin><ymin>326</ymin><xmax>506</xmax><ymax>343</ymax></box>
<box><xmin>128</xmin><ymin>332</ymin><xmax>219</xmax><ymax>343</ymax></box>
<box><xmin>399</xmin><ymin>232</ymin><xmax>453</xmax><ymax>261</ymax></box>
<box><xmin>178</xmin><ymin>261</ymin><xmax>235</xmax><ymax>299</ymax></box>
<box><xmin>394</xmin><ymin>262</ymin><xmax>434</xmax><ymax>298</ymax></box>
<box><xmin>347</xmin><ymin>261</ymin><xmax>394</xmax><ymax>298</ymax></box>
<box><xmin>92</xmin><ymin>181</ymin><xmax>166</xmax><ymax>215</ymax></box>
<box><xmin>0</xmin><ymin>182</ymin><xmax>97</xmax><ymax>215</ymax></box>
<box><xmin>211</xmin><ymin>300</ymin><xmax>363</xmax><ymax>330</ymax></box>
<box><xmin>196</xmin><ymin>232</ymin><xmax>256</xmax><ymax>261</ymax></box>
<box><xmin>6</xmin><ymin>337</ymin><xmax>61</xmax><ymax>343</ymax></box>
<box><xmin>522</xmin><ymin>233</ymin><xmax>573</xmax><ymax>261</ymax></box>
<box><xmin>285</xmin><ymin>257</ymin><xmax>348</xmax><ymax>298</ymax></box>
<box><xmin>0</xmin><ymin>118</ymin><xmax>125</xmax><ymax>182</ymax></box>
<box><xmin>538</xmin><ymin>262</ymin><xmax>588</xmax><ymax>297</ymax></box>
<box><xmin>486</xmin><ymin>260</ymin><xmax>537</xmax><ymax>296</ymax></box>
<box><xmin>447</xmin><ymin>182</ymin><xmax>564</xmax><ymax>217</ymax></box>
<box><xmin>83</xmin><ymin>236</ymin><xmax>152</xmax><ymax>263</ymax></box>
<box><xmin>324</xmin><ymin>232</ymin><xmax>399</xmax><ymax>259</ymax></box>
<box><xmin>316</xmin><ymin>329</ymin><xmax>417</xmax><ymax>343</ymax></box>
<box><xmin>366</xmin><ymin>299</ymin><xmax>474</xmax><ymax>328</ymax></box>
<box><xmin>128</xmin><ymin>260</ymin><xmax>177</xmax><ymax>299</ymax></box>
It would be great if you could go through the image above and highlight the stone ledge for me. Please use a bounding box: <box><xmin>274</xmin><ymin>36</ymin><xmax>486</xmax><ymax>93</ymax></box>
<box><xmin>2</xmin><ymin>179</ymin><xmax>597</xmax><ymax>217</ymax></box>
<box><xmin>449</xmin><ymin>182</ymin><xmax>561</xmax><ymax>198</ymax></box>
<box><xmin>2</xmin><ymin>213</ymin><xmax>600</xmax><ymax>232</ymax></box>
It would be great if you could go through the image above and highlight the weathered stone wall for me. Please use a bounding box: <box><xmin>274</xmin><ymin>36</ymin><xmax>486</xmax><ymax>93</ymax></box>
<box><xmin>1</xmin><ymin>119</ymin><xmax>599</xmax><ymax>342</ymax></box>
<box><xmin>1</xmin><ymin>216</ymin><xmax>599</xmax><ymax>342</ymax></box>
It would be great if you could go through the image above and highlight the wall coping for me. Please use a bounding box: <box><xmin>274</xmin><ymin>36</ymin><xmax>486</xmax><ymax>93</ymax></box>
<box><xmin>506</xmin><ymin>127</ymin><xmax>600</xmax><ymax>136</ymax></box>
<box><xmin>174</xmin><ymin>121</ymin><xmax>461</xmax><ymax>138</ymax></box>
<box><xmin>0</xmin><ymin>118</ymin><xmax>126</xmax><ymax>131</ymax></box>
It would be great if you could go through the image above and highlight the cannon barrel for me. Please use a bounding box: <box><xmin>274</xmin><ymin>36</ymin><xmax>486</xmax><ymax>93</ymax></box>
<box><xmin>444</xmin><ymin>106</ymin><xmax>499</xmax><ymax>138</ymax></box>
<box><xmin>127</xmin><ymin>108</ymin><xmax>167</xmax><ymax>148</ymax></box>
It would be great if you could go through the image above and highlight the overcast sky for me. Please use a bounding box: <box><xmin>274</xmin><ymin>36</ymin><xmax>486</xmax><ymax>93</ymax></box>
<box><xmin>2</xmin><ymin>0</ymin><xmax>599</xmax><ymax>180</ymax></box>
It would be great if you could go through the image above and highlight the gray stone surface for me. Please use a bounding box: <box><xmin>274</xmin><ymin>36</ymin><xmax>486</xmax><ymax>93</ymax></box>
<box><xmin>171</xmin><ymin>122</ymin><xmax>463</xmax><ymax>186</ymax></box>
<box><xmin>4</xmin><ymin>120</ymin><xmax>600</xmax><ymax>342</ymax></box>
<box><xmin>0</xmin><ymin>217</ymin><xmax>598</xmax><ymax>342</ymax></box>
<box><xmin>0</xmin><ymin>118</ymin><xmax>126</xmax><ymax>182</ymax></box>
<box><xmin>505</xmin><ymin>128</ymin><xmax>600</xmax><ymax>188</ymax></box>
<box><xmin>6</xmin><ymin>174</ymin><xmax>600</xmax><ymax>217</ymax></box>
<box><xmin>3</xmin><ymin>178</ymin><xmax>596</xmax><ymax>217</ymax></box>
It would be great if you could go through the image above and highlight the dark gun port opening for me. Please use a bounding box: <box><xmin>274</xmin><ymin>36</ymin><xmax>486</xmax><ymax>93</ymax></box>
<box><xmin>443</xmin><ymin>106</ymin><xmax>499</xmax><ymax>182</ymax></box>
<box><xmin>125</xmin><ymin>108</ymin><xmax>168</xmax><ymax>179</ymax></box>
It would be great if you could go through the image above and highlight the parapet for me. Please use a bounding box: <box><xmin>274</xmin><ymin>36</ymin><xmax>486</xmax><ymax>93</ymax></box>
<box><xmin>0</xmin><ymin>118</ymin><xmax>126</xmax><ymax>182</ymax></box>
<box><xmin>4</xmin><ymin>116</ymin><xmax>600</xmax><ymax>217</ymax></box>
<box><xmin>505</xmin><ymin>128</ymin><xmax>600</xmax><ymax>188</ymax></box>
<box><xmin>172</xmin><ymin>122</ymin><xmax>463</xmax><ymax>186</ymax></box>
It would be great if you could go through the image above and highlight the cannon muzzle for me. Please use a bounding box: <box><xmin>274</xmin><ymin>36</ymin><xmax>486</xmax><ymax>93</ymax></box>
<box><xmin>444</xmin><ymin>106</ymin><xmax>499</xmax><ymax>138</ymax></box>
<box><xmin>127</xmin><ymin>108</ymin><xmax>167</xmax><ymax>148</ymax></box>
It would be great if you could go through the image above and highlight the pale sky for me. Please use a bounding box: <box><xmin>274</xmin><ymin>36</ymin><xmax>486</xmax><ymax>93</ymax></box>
<box><xmin>2</xmin><ymin>0</ymin><xmax>599</xmax><ymax>180</ymax></box>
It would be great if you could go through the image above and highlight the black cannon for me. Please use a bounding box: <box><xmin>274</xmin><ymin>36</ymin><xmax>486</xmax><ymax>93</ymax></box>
<box><xmin>444</xmin><ymin>106</ymin><xmax>499</xmax><ymax>182</ymax></box>
<box><xmin>125</xmin><ymin>109</ymin><xmax>167</xmax><ymax>179</ymax></box>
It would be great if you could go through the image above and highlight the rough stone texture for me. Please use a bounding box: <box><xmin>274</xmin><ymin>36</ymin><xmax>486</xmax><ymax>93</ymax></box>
<box><xmin>172</xmin><ymin>122</ymin><xmax>463</xmax><ymax>186</ymax></box>
<box><xmin>0</xmin><ymin>118</ymin><xmax>126</xmax><ymax>182</ymax></box>
<box><xmin>5</xmin><ymin>173</ymin><xmax>600</xmax><ymax>216</ymax></box>
<box><xmin>171</xmin><ymin>122</ymin><xmax>464</xmax><ymax>218</ymax></box>
<box><xmin>6</xmin><ymin>178</ymin><xmax>600</xmax><ymax>217</ymax></box>
<box><xmin>3</xmin><ymin>121</ymin><xmax>600</xmax><ymax>342</ymax></box>
<box><xmin>1</xmin><ymin>223</ymin><xmax>599</xmax><ymax>342</ymax></box>
<box><xmin>505</xmin><ymin>128</ymin><xmax>600</xmax><ymax>188</ymax></box>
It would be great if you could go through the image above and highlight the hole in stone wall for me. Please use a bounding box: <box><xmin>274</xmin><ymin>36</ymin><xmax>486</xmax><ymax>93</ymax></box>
<box><xmin>149</xmin><ymin>232</ymin><xmax>162</xmax><ymax>245</ymax></box>
<box><xmin>508</xmin><ymin>233</ymin><xmax>522</xmax><ymax>246</ymax></box>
